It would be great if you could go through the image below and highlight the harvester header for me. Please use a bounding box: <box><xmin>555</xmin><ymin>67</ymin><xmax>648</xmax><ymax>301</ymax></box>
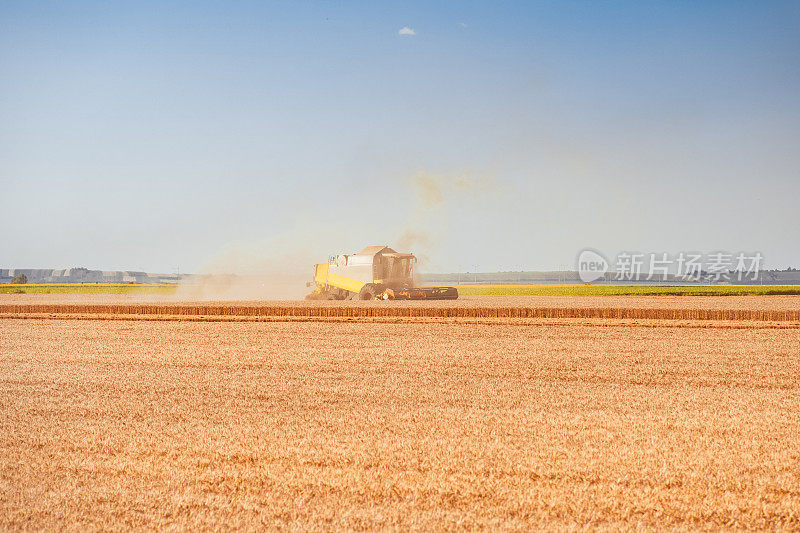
<box><xmin>306</xmin><ymin>245</ymin><xmax>458</xmax><ymax>300</ymax></box>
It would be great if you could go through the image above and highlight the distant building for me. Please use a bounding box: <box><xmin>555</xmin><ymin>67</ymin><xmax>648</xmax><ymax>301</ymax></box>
<box><xmin>0</xmin><ymin>267</ymin><xmax>191</xmax><ymax>284</ymax></box>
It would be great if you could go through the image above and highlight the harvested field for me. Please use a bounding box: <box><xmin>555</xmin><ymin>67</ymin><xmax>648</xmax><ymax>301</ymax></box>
<box><xmin>5</xmin><ymin>283</ymin><xmax>800</xmax><ymax>297</ymax></box>
<box><xmin>2</xmin><ymin>297</ymin><xmax>800</xmax><ymax>322</ymax></box>
<box><xmin>456</xmin><ymin>284</ymin><xmax>800</xmax><ymax>296</ymax></box>
<box><xmin>1</xmin><ymin>317</ymin><xmax>799</xmax><ymax>529</ymax></box>
<box><xmin>4</xmin><ymin>292</ymin><xmax>800</xmax><ymax>311</ymax></box>
<box><xmin>0</xmin><ymin>283</ymin><xmax>176</xmax><ymax>295</ymax></box>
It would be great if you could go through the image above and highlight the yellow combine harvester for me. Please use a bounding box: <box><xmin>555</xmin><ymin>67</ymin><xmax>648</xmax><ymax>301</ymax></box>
<box><xmin>306</xmin><ymin>245</ymin><xmax>459</xmax><ymax>300</ymax></box>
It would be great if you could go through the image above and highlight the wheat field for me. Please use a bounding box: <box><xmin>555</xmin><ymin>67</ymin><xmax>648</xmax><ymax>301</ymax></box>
<box><xmin>2</xmin><ymin>312</ymin><xmax>799</xmax><ymax>529</ymax></box>
<box><xmin>3</xmin><ymin>293</ymin><xmax>800</xmax><ymax>322</ymax></box>
<box><xmin>4</xmin><ymin>283</ymin><xmax>800</xmax><ymax>297</ymax></box>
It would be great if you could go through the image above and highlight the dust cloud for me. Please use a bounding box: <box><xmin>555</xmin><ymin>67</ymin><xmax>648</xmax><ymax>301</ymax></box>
<box><xmin>397</xmin><ymin>169</ymin><xmax>501</xmax><ymax>271</ymax></box>
<box><xmin>410</xmin><ymin>169</ymin><xmax>497</xmax><ymax>209</ymax></box>
<box><xmin>173</xmin><ymin>273</ymin><xmax>309</xmax><ymax>301</ymax></box>
<box><xmin>176</xmin><ymin>168</ymin><xmax>504</xmax><ymax>301</ymax></box>
<box><xmin>396</xmin><ymin>230</ymin><xmax>432</xmax><ymax>251</ymax></box>
<box><xmin>174</xmin><ymin>241</ymin><xmax>317</xmax><ymax>301</ymax></box>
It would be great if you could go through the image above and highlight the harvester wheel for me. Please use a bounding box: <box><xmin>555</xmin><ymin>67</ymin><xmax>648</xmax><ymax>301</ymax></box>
<box><xmin>358</xmin><ymin>284</ymin><xmax>377</xmax><ymax>300</ymax></box>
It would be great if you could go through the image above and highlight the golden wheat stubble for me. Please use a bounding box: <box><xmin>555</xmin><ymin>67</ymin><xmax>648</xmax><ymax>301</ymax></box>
<box><xmin>0</xmin><ymin>318</ymin><xmax>798</xmax><ymax>529</ymax></box>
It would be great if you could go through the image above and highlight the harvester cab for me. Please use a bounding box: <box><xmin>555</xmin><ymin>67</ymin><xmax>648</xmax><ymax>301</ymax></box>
<box><xmin>306</xmin><ymin>245</ymin><xmax>458</xmax><ymax>300</ymax></box>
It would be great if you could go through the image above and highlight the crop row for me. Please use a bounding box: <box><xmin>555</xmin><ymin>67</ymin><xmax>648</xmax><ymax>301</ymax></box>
<box><xmin>2</xmin><ymin>304</ymin><xmax>799</xmax><ymax>322</ymax></box>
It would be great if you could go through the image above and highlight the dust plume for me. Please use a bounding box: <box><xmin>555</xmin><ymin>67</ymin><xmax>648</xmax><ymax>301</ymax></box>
<box><xmin>414</xmin><ymin>174</ymin><xmax>444</xmax><ymax>207</ymax></box>
<box><xmin>174</xmin><ymin>272</ymin><xmax>309</xmax><ymax>301</ymax></box>
<box><xmin>175</xmin><ymin>169</ymin><xmax>504</xmax><ymax>301</ymax></box>
<box><xmin>410</xmin><ymin>169</ymin><xmax>497</xmax><ymax>210</ymax></box>
<box><xmin>174</xmin><ymin>238</ymin><xmax>322</xmax><ymax>301</ymax></box>
<box><xmin>397</xmin><ymin>169</ymin><xmax>502</xmax><ymax>271</ymax></box>
<box><xmin>396</xmin><ymin>230</ymin><xmax>432</xmax><ymax>251</ymax></box>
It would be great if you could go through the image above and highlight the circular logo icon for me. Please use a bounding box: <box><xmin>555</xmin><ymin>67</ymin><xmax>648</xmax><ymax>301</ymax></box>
<box><xmin>577</xmin><ymin>249</ymin><xmax>609</xmax><ymax>283</ymax></box>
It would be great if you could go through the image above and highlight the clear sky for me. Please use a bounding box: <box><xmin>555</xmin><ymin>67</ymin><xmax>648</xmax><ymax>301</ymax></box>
<box><xmin>2</xmin><ymin>1</ymin><xmax>799</xmax><ymax>273</ymax></box>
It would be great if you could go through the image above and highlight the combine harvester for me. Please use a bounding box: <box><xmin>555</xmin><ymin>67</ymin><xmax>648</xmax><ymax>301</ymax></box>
<box><xmin>306</xmin><ymin>245</ymin><xmax>458</xmax><ymax>300</ymax></box>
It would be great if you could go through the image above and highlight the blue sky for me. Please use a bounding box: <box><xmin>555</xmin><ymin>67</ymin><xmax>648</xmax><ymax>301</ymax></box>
<box><xmin>2</xmin><ymin>1</ymin><xmax>799</xmax><ymax>273</ymax></box>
